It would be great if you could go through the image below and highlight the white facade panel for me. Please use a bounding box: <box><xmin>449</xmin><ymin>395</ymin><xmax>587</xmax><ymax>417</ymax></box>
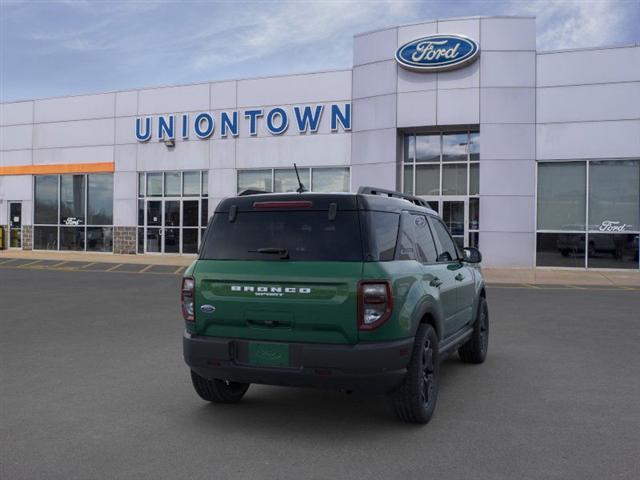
<box><xmin>481</xmin><ymin>195</ymin><xmax>536</xmax><ymax>233</ymax></box>
<box><xmin>397</xmin><ymin>91</ymin><xmax>437</xmax><ymax>128</ymax></box>
<box><xmin>537</xmin><ymin>46</ymin><xmax>640</xmax><ymax>87</ymax></box>
<box><xmin>480</xmin><ymin>160</ymin><xmax>536</xmax><ymax>196</ymax></box>
<box><xmin>113</xmin><ymin>171</ymin><xmax>137</xmax><ymax>200</ymax></box>
<box><xmin>437</xmin><ymin>18</ymin><xmax>480</xmax><ymax>41</ymax></box>
<box><xmin>537</xmin><ymin>120</ymin><xmax>640</xmax><ymax>160</ymax></box>
<box><xmin>397</xmin><ymin>21</ymin><xmax>437</xmax><ymax>46</ymax></box>
<box><xmin>397</xmin><ymin>67</ymin><xmax>438</xmax><ymax>93</ymax></box>
<box><xmin>437</xmin><ymin>60</ymin><xmax>480</xmax><ymax>90</ymax></box>
<box><xmin>210</xmin><ymin>138</ymin><xmax>236</xmax><ymax>170</ymax></box>
<box><xmin>0</xmin><ymin>124</ymin><xmax>33</xmax><ymax>151</ymax></box>
<box><xmin>352</xmin><ymin>60</ymin><xmax>397</xmax><ymax>99</ymax></box>
<box><xmin>237</xmin><ymin>71</ymin><xmax>351</xmax><ymax>107</ymax></box>
<box><xmin>138</xmin><ymin>84</ymin><xmax>210</xmax><ymax>115</ymax></box>
<box><xmin>114</xmin><ymin>144</ymin><xmax>137</xmax><ymax>172</ymax></box>
<box><xmin>537</xmin><ymin>82</ymin><xmax>640</xmax><ymax>123</ymax></box>
<box><xmin>115</xmin><ymin>91</ymin><xmax>138</xmax><ymax>117</ymax></box>
<box><xmin>210</xmin><ymin>168</ymin><xmax>237</xmax><ymax>199</ymax></box>
<box><xmin>136</xmin><ymin>139</ymin><xmax>209</xmax><ymax>171</ymax></box>
<box><xmin>33</xmin><ymin>119</ymin><xmax>114</xmax><ymax>149</ymax></box>
<box><xmin>480</xmin><ymin>17</ymin><xmax>536</xmax><ymax>51</ymax></box>
<box><xmin>352</xmin><ymin>95</ymin><xmax>396</xmax><ymax>132</ymax></box>
<box><xmin>0</xmin><ymin>175</ymin><xmax>32</xmax><ymax>201</ymax></box>
<box><xmin>115</xmin><ymin>116</ymin><xmax>138</xmax><ymax>145</ymax></box>
<box><xmin>351</xmin><ymin>129</ymin><xmax>396</xmax><ymax>165</ymax></box>
<box><xmin>480</xmin><ymin>51</ymin><xmax>536</xmax><ymax>87</ymax></box>
<box><xmin>479</xmin><ymin>231</ymin><xmax>535</xmax><ymax>267</ymax></box>
<box><xmin>351</xmin><ymin>162</ymin><xmax>396</xmax><ymax>191</ymax></box>
<box><xmin>480</xmin><ymin>123</ymin><xmax>535</xmax><ymax>160</ymax></box>
<box><xmin>33</xmin><ymin>145</ymin><xmax>114</xmax><ymax>165</ymax></box>
<box><xmin>0</xmin><ymin>101</ymin><xmax>33</xmax><ymax>126</ymax></box>
<box><xmin>480</xmin><ymin>88</ymin><xmax>535</xmax><ymax>124</ymax></box>
<box><xmin>353</xmin><ymin>28</ymin><xmax>397</xmax><ymax>66</ymax></box>
<box><xmin>437</xmin><ymin>88</ymin><xmax>479</xmax><ymax>125</ymax></box>
<box><xmin>35</xmin><ymin>93</ymin><xmax>115</xmax><ymax>123</ymax></box>
<box><xmin>0</xmin><ymin>149</ymin><xmax>31</xmax><ymax>167</ymax></box>
<box><xmin>211</xmin><ymin>81</ymin><xmax>237</xmax><ymax>110</ymax></box>
<box><xmin>113</xmin><ymin>199</ymin><xmax>137</xmax><ymax>227</ymax></box>
<box><xmin>236</xmin><ymin>134</ymin><xmax>350</xmax><ymax>169</ymax></box>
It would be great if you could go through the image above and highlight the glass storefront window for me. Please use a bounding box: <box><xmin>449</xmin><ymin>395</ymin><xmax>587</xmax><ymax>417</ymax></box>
<box><xmin>537</xmin><ymin>162</ymin><xmax>586</xmax><ymax>231</ymax></box>
<box><xmin>469</xmin><ymin>198</ymin><xmax>479</xmax><ymax>231</ymax></box>
<box><xmin>588</xmin><ymin>160</ymin><xmax>639</xmax><ymax>232</ymax></box>
<box><xmin>146</xmin><ymin>173</ymin><xmax>162</xmax><ymax>196</ymax></box>
<box><xmin>416</xmin><ymin>135</ymin><xmax>440</xmax><ymax>162</ymax></box>
<box><xmin>311</xmin><ymin>167</ymin><xmax>349</xmax><ymax>192</ymax></box>
<box><xmin>165</xmin><ymin>172</ymin><xmax>181</xmax><ymax>196</ymax></box>
<box><xmin>86</xmin><ymin>227</ymin><xmax>113</xmax><ymax>252</ymax></box>
<box><xmin>33</xmin><ymin>226</ymin><xmax>58</xmax><ymax>250</ymax></box>
<box><xmin>87</xmin><ymin>174</ymin><xmax>113</xmax><ymax>225</ymax></box>
<box><xmin>442</xmin><ymin>164</ymin><xmax>467</xmax><ymax>195</ymax></box>
<box><xmin>183</xmin><ymin>171</ymin><xmax>201</xmax><ymax>196</ymax></box>
<box><xmin>59</xmin><ymin>175</ymin><xmax>85</xmax><ymax>225</ymax></box>
<box><xmin>587</xmin><ymin>234</ymin><xmax>639</xmax><ymax>269</ymax></box>
<box><xmin>442</xmin><ymin>133</ymin><xmax>468</xmax><ymax>162</ymax></box>
<box><xmin>202</xmin><ymin>171</ymin><xmax>208</xmax><ymax>197</ymax></box>
<box><xmin>403</xmin><ymin>165</ymin><xmax>414</xmax><ymax>195</ymax></box>
<box><xmin>138</xmin><ymin>173</ymin><xmax>145</xmax><ymax>197</ymax></box>
<box><xmin>238</xmin><ymin>169</ymin><xmax>272</xmax><ymax>192</ymax></box>
<box><xmin>537</xmin><ymin>233</ymin><xmax>586</xmax><ymax>268</ymax></box>
<box><xmin>469</xmin><ymin>133</ymin><xmax>480</xmax><ymax>161</ymax></box>
<box><xmin>34</xmin><ymin>175</ymin><xmax>58</xmax><ymax>225</ymax></box>
<box><xmin>469</xmin><ymin>163</ymin><xmax>479</xmax><ymax>195</ymax></box>
<box><xmin>415</xmin><ymin>164</ymin><xmax>439</xmax><ymax>195</ymax></box>
<box><xmin>60</xmin><ymin>227</ymin><xmax>85</xmax><ymax>251</ymax></box>
<box><xmin>274</xmin><ymin>168</ymin><xmax>310</xmax><ymax>193</ymax></box>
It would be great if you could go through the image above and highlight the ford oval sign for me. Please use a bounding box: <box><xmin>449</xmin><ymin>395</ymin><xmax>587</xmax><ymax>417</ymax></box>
<box><xmin>395</xmin><ymin>34</ymin><xmax>480</xmax><ymax>72</ymax></box>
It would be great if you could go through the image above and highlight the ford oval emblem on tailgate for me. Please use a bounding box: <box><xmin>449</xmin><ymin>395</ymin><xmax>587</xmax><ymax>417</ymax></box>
<box><xmin>200</xmin><ymin>304</ymin><xmax>216</xmax><ymax>313</ymax></box>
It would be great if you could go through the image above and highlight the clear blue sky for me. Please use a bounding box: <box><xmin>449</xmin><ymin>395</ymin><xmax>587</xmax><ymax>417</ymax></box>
<box><xmin>1</xmin><ymin>0</ymin><xmax>639</xmax><ymax>102</ymax></box>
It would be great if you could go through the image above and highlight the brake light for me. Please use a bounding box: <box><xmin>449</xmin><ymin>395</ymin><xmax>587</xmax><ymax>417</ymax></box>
<box><xmin>358</xmin><ymin>281</ymin><xmax>393</xmax><ymax>330</ymax></box>
<box><xmin>253</xmin><ymin>200</ymin><xmax>313</xmax><ymax>209</ymax></box>
<box><xmin>181</xmin><ymin>276</ymin><xmax>195</xmax><ymax>322</ymax></box>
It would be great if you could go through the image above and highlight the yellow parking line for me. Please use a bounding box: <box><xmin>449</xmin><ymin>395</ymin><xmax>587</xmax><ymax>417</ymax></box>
<box><xmin>18</xmin><ymin>260</ymin><xmax>43</xmax><ymax>268</ymax></box>
<box><xmin>81</xmin><ymin>262</ymin><xmax>96</xmax><ymax>269</ymax></box>
<box><xmin>138</xmin><ymin>264</ymin><xmax>154</xmax><ymax>273</ymax></box>
<box><xmin>173</xmin><ymin>266</ymin><xmax>185</xmax><ymax>275</ymax></box>
<box><xmin>0</xmin><ymin>258</ymin><xmax>18</xmax><ymax>265</ymax></box>
<box><xmin>51</xmin><ymin>261</ymin><xmax>68</xmax><ymax>268</ymax></box>
<box><xmin>106</xmin><ymin>263</ymin><xmax>123</xmax><ymax>272</ymax></box>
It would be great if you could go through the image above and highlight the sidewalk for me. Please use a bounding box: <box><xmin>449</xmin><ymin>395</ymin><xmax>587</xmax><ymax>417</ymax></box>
<box><xmin>1</xmin><ymin>249</ymin><xmax>639</xmax><ymax>286</ymax></box>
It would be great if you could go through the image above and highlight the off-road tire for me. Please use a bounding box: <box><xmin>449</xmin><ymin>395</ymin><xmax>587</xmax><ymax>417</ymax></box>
<box><xmin>389</xmin><ymin>324</ymin><xmax>439</xmax><ymax>424</ymax></box>
<box><xmin>190</xmin><ymin>370</ymin><xmax>250</xmax><ymax>403</ymax></box>
<box><xmin>458</xmin><ymin>297</ymin><xmax>489</xmax><ymax>364</ymax></box>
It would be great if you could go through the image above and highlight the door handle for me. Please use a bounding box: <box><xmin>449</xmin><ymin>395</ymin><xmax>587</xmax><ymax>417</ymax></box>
<box><xmin>455</xmin><ymin>273</ymin><xmax>465</xmax><ymax>281</ymax></box>
<box><xmin>429</xmin><ymin>277</ymin><xmax>443</xmax><ymax>288</ymax></box>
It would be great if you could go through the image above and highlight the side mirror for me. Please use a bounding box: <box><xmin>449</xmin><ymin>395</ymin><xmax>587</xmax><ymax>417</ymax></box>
<box><xmin>463</xmin><ymin>247</ymin><xmax>482</xmax><ymax>264</ymax></box>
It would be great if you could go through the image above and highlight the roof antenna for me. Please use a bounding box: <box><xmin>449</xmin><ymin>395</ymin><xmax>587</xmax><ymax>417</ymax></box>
<box><xmin>294</xmin><ymin>163</ymin><xmax>307</xmax><ymax>193</ymax></box>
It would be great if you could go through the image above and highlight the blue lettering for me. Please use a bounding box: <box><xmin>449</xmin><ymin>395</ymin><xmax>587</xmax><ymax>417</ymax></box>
<box><xmin>135</xmin><ymin>117</ymin><xmax>151</xmax><ymax>142</ymax></box>
<box><xmin>266</xmin><ymin>107</ymin><xmax>288</xmax><ymax>135</ymax></box>
<box><xmin>194</xmin><ymin>113</ymin><xmax>214</xmax><ymax>138</ymax></box>
<box><xmin>158</xmin><ymin>115</ymin><xmax>175</xmax><ymax>140</ymax></box>
<box><xmin>331</xmin><ymin>103</ymin><xmax>351</xmax><ymax>132</ymax></box>
<box><xmin>181</xmin><ymin>114</ymin><xmax>189</xmax><ymax>139</ymax></box>
<box><xmin>244</xmin><ymin>109</ymin><xmax>263</xmax><ymax>136</ymax></box>
<box><xmin>294</xmin><ymin>105</ymin><xmax>323</xmax><ymax>133</ymax></box>
<box><xmin>221</xmin><ymin>111</ymin><xmax>238</xmax><ymax>137</ymax></box>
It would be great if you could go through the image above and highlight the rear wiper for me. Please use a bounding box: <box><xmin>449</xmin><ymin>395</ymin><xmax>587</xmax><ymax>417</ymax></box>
<box><xmin>248</xmin><ymin>247</ymin><xmax>290</xmax><ymax>260</ymax></box>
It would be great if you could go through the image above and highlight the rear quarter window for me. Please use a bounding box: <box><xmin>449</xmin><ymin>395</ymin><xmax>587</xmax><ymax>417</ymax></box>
<box><xmin>364</xmin><ymin>211</ymin><xmax>400</xmax><ymax>261</ymax></box>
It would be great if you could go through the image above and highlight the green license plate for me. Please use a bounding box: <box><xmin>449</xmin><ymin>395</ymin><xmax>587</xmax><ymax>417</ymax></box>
<box><xmin>248</xmin><ymin>342</ymin><xmax>289</xmax><ymax>367</ymax></box>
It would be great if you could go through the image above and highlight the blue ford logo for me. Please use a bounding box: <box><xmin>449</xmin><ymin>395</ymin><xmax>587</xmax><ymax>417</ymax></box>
<box><xmin>395</xmin><ymin>34</ymin><xmax>480</xmax><ymax>72</ymax></box>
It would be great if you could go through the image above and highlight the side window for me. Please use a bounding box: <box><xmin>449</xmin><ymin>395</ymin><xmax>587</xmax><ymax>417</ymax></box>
<box><xmin>413</xmin><ymin>214</ymin><xmax>438</xmax><ymax>263</ymax></box>
<box><xmin>366</xmin><ymin>211</ymin><xmax>400</xmax><ymax>261</ymax></box>
<box><xmin>396</xmin><ymin>213</ymin><xmax>419</xmax><ymax>261</ymax></box>
<box><xmin>430</xmin><ymin>217</ymin><xmax>459</xmax><ymax>262</ymax></box>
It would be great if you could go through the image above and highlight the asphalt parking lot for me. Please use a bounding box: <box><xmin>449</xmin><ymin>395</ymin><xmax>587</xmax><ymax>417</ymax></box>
<box><xmin>1</xmin><ymin>266</ymin><xmax>639</xmax><ymax>480</ymax></box>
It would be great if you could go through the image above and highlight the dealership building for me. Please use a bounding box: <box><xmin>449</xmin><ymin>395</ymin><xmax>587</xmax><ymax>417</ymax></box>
<box><xmin>1</xmin><ymin>16</ymin><xmax>639</xmax><ymax>269</ymax></box>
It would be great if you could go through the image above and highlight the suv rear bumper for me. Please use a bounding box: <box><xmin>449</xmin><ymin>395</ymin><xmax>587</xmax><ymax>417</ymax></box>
<box><xmin>183</xmin><ymin>333</ymin><xmax>413</xmax><ymax>393</ymax></box>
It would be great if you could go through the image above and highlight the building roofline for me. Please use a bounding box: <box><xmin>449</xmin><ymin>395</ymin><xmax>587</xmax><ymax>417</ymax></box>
<box><xmin>537</xmin><ymin>42</ymin><xmax>640</xmax><ymax>55</ymax></box>
<box><xmin>353</xmin><ymin>15</ymin><xmax>536</xmax><ymax>38</ymax></box>
<box><xmin>0</xmin><ymin>67</ymin><xmax>353</xmax><ymax>105</ymax></box>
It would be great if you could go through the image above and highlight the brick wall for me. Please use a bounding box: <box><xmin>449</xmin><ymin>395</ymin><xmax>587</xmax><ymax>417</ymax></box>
<box><xmin>22</xmin><ymin>226</ymin><xmax>33</xmax><ymax>250</ymax></box>
<box><xmin>113</xmin><ymin>227</ymin><xmax>137</xmax><ymax>254</ymax></box>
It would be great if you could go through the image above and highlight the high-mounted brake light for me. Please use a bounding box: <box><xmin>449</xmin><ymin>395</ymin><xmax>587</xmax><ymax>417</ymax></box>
<box><xmin>181</xmin><ymin>277</ymin><xmax>195</xmax><ymax>322</ymax></box>
<box><xmin>357</xmin><ymin>281</ymin><xmax>393</xmax><ymax>330</ymax></box>
<box><xmin>253</xmin><ymin>200</ymin><xmax>313</xmax><ymax>209</ymax></box>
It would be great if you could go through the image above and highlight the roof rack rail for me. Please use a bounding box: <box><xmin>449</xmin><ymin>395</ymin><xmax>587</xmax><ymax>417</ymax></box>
<box><xmin>238</xmin><ymin>188</ymin><xmax>270</xmax><ymax>196</ymax></box>
<box><xmin>357</xmin><ymin>186</ymin><xmax>431</xmax><ymax>208</ymax></box>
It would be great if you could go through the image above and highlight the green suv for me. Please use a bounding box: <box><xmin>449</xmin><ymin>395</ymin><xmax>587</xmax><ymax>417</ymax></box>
<box><xmin>182</xmin><ymin>187</ymin><xmax>488</xmax><ymax>423</ymax></box>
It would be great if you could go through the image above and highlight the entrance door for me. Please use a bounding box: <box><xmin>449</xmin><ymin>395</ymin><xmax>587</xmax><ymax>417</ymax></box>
<box><xmin>8</xmin><ymin>202</ymin><xmax>22</xmax><ymax>248</ymax></box>
<box><xmin>441</xmin><ymin>200</ymin><xmax>466</xmax><ymax>249</ymax></box>
<box><xmin>163</xmin><ymin>199</ymin><xmax>180</xmax><ymax>253</ymax></box>
<box><xmin>143</xmin><ymin>198</ymin><xmax>201</xmax><ymax>254</ymax></box>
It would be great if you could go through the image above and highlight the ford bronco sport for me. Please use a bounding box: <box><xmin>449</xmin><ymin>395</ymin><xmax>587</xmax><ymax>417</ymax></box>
<box><xmin>182</xmin><ymin>187</ymin><xmax>488</xmax><ymax>424</ymax></box>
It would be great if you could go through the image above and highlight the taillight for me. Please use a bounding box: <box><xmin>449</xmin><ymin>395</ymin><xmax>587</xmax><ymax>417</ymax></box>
<box><xmin>181</xmin><ymin>276</ymin><xmax>195</xmax><ymax>322</ymax></box>
<box><xmin>358</xmin><ymin>281</ymin><xmax>393</xmax><ymax>330</ymax></box>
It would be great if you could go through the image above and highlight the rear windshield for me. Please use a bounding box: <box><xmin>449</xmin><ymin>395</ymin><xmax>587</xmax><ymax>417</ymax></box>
<box><xmin>201</xmin><ymin>211</ymin><xmax>363</xmax><ymax>261</ymax></box>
